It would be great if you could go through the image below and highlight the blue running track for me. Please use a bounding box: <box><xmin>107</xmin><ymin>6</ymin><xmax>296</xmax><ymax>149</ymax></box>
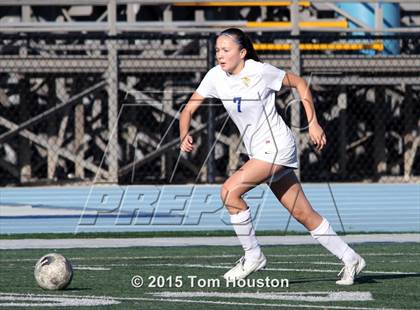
<box><xmin>0</xmin><ymin>183</ymin><xmax>419</xmax><ymax>234</ymax></box>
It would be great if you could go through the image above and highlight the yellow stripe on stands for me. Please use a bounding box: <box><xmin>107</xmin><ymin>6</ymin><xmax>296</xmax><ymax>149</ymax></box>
<box><xmin>254</xmin><ymin>43</ymin><xmax>290</xmax><ymax>50</ymax></box>
<box><xmin>253</xmin><ymin>42</ymin><xmax>384</xmax><ymax>51</ymax></box>
<box><xmin>247</xmin><ymin>21</ymin><xmax>291</xmax><ymax>27</ymax></box>
<box><xmin>299</xmin><ymin>20</ymin><xmax>348</xmax><ymax>28</ymax></box>
<box><xmin>247</xmin><ymin>20</ymin><xmax>348</xmax><ymax>28</ymax></box>
<box><xmin>174</xmin><ymin>1</ymin><xmax>311</xmax><ymax>7</ymax></box>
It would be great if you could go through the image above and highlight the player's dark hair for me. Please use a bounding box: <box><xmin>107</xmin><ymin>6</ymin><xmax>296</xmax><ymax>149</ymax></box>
<box><xmin>219</xmin><ymin>28</ymin><xmax>260</xmax><ymax>62</ymax></box>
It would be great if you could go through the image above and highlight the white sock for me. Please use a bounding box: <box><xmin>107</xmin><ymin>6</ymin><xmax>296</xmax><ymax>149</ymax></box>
<box><xmin>230</xmin><ymin>208</ymin><xmax>262</xmax><ymax>261</ymax></box>
<box><xmin>310</xmin><ymin>218</ymin><xmax>359</xmax><ymax>264</ymax></box>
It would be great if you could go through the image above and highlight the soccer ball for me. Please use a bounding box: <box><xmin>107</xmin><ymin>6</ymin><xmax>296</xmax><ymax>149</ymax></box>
<box><xmin>34</xmin><ymin>253</ymin><xmax>73</xmax><ymax>290</ymax></box>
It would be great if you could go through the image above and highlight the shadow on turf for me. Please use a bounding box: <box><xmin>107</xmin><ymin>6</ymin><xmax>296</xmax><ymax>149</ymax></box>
<box><xmin>289</xmin><ymin>277</ymin><xmax>338</xmax><ymax>284</ymax></box>
<box><xmin>289</xmin><ymin>273</ymin><xmax>420</xmax><ymax>285</ymax></box>
<box><xmin>357</xmin><ymin>273</ymin><xmax>420</xmax><ymax>284</ymax></box>
<box><xmin>64</xmin><ymin>287</ymin><xmax>92</xmax><ymax>291</ymax></box>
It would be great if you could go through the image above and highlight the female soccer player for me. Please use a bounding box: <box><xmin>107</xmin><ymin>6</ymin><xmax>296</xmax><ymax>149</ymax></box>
<box><xmin>179</xmin><ymin>28</ymin><xmax>365</xmax><ymax>285</ymax></box>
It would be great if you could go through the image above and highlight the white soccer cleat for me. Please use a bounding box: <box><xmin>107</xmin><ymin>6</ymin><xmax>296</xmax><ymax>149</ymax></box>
<box><xmin>223</xmin><ymin>253</ymin><xmax>267</xmax><ymax>281</ymax></box>
<box><xmin>336</xmin><ymin>255</ymin><xmax>366</xmax><ymax>285</ymax></box>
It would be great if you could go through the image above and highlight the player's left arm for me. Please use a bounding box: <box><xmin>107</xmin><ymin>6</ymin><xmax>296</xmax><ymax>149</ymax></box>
<box><xmin>282</xmin><ymin>72</ymin><xmax>326</xmax><ymax>151</ymax></box>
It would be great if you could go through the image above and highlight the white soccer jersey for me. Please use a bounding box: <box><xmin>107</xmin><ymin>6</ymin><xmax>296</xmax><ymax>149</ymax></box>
<box><xmin>196</xmin><ymin>59</ymin><xmax>298</xmax><ymax>168</ymax></box>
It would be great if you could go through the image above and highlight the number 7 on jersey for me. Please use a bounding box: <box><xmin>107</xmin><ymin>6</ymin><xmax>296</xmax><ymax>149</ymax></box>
<box><xmin>233</xmin><ymin>97</ymin><xmax>242</xmax><ymax>112</ymax></box>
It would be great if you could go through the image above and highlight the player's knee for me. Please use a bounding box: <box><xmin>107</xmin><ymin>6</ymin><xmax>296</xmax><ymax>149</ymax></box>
<box><xmin>220</xmin><ymin>184</ymin><xmax>228</xmax><ymax>202</ymax></box>
<box><xmin>292</xmin><ymin>208</ymin><xmax>309</xmax><ymax>224</ymax></box>
<box><xmin>220</xmin><ymin>183</ymin><xmax>239</xmax><ymax>206</ymax></box>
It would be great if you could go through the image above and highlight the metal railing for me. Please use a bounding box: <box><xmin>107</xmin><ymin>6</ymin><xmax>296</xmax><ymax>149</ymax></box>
<box><xmin>0</xmin><ymin>32</ymin><xmax>419</xmax><ymax>185</ymax></box>
<box><xmin>0</xmin><ymin>0</ymin><xmax>419</xmax><ymax>33</ymax></box>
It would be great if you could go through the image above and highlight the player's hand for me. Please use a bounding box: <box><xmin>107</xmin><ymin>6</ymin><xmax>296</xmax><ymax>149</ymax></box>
<box><xmin>309</xmin><ymin>122</ymin><xmax>327</xmax><ymax>152</ymax></box>
<box><xmin>180</xmin><ymin>134</ymin><xmax>194</xmax><ymax>152</ymax></box>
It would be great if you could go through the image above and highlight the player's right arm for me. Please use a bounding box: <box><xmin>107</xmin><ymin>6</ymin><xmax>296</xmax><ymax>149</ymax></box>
<box><xmin>179</xmin><ymin>91</ymin><xmax>205</xmax><ymax>152</ymax></box>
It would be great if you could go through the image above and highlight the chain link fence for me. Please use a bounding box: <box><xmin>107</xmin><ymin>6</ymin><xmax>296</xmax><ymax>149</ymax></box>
<box><xmin>0</xmin><ymin>33</ymin><xmax>419</xmax><ymax>185</ymax></box>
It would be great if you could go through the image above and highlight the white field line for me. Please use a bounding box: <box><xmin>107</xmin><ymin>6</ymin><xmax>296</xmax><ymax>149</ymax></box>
<box><xmin>3</xmin><ymin>265</ymin><xmax>112</xmax><ymax>271</ymax></box>
<box><xmin>142</xmin><ymin>263</ymin><xmax>420</xmax><ymax>275</ymax></box>
<box><xmin>149</xmin><ymin>291</ymin><xmax>374</xmax><ymax>302</ymax></box>
<box><xmin>1</xmin><ymin>234</ymin><xmax>419</xmax><ymax>250</ymax></box>
<box><xmin>5</xmin><ymin>260</ymin><xmax>419</xmax><ymax>269</ymax></box>
<box><xmin>218</xmin><ymin>261</ymin><xmax>344</xmax><ymax>266</ymax></box>
<box><xmin>280</xmin><ymin>260</ymin><xmax>420</xmax><ymax>265</ymax></box>
<box><xmin>1</xmin><ymin>252</ymin><xmax>419</xmax><ymax>263</ymax></box>
<box><xmin>109</xmin><ymin>296</ymin><xmax>417</xmax><ymax>310</ymax></box>
<box><xmin>52</xmin><ymin>260</ymin><xmax>420</xmax><ymax>268</ymax></box>
<box><xmin>6</xmin><ymin>260</ymin><xmax>418</xmax><ymax>270</ymax></box>
<box><xmin>0</xmin><ymin>293</ymin><xmax>119</xmax><ymax>307</ymax></box>
<box><xmin>0</xmin><ymin>292</ymin><xmax>411</xmax><ymax>310</ymax></box>
<box><xmin>73</xmin><ymin>266</ymin><xmax>111</xmax><ymax>271</ymax></box>
<box><xmin>6</xmin><ymin>259</ymin><xmax>418</xmax><ymax>275</ymax></box>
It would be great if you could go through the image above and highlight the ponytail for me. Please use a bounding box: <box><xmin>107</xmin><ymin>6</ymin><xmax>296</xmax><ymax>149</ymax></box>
<box><xmin>219</xmin><ymin>28</ymin><xmax>260</xmax><ymax>62</ymax></box>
